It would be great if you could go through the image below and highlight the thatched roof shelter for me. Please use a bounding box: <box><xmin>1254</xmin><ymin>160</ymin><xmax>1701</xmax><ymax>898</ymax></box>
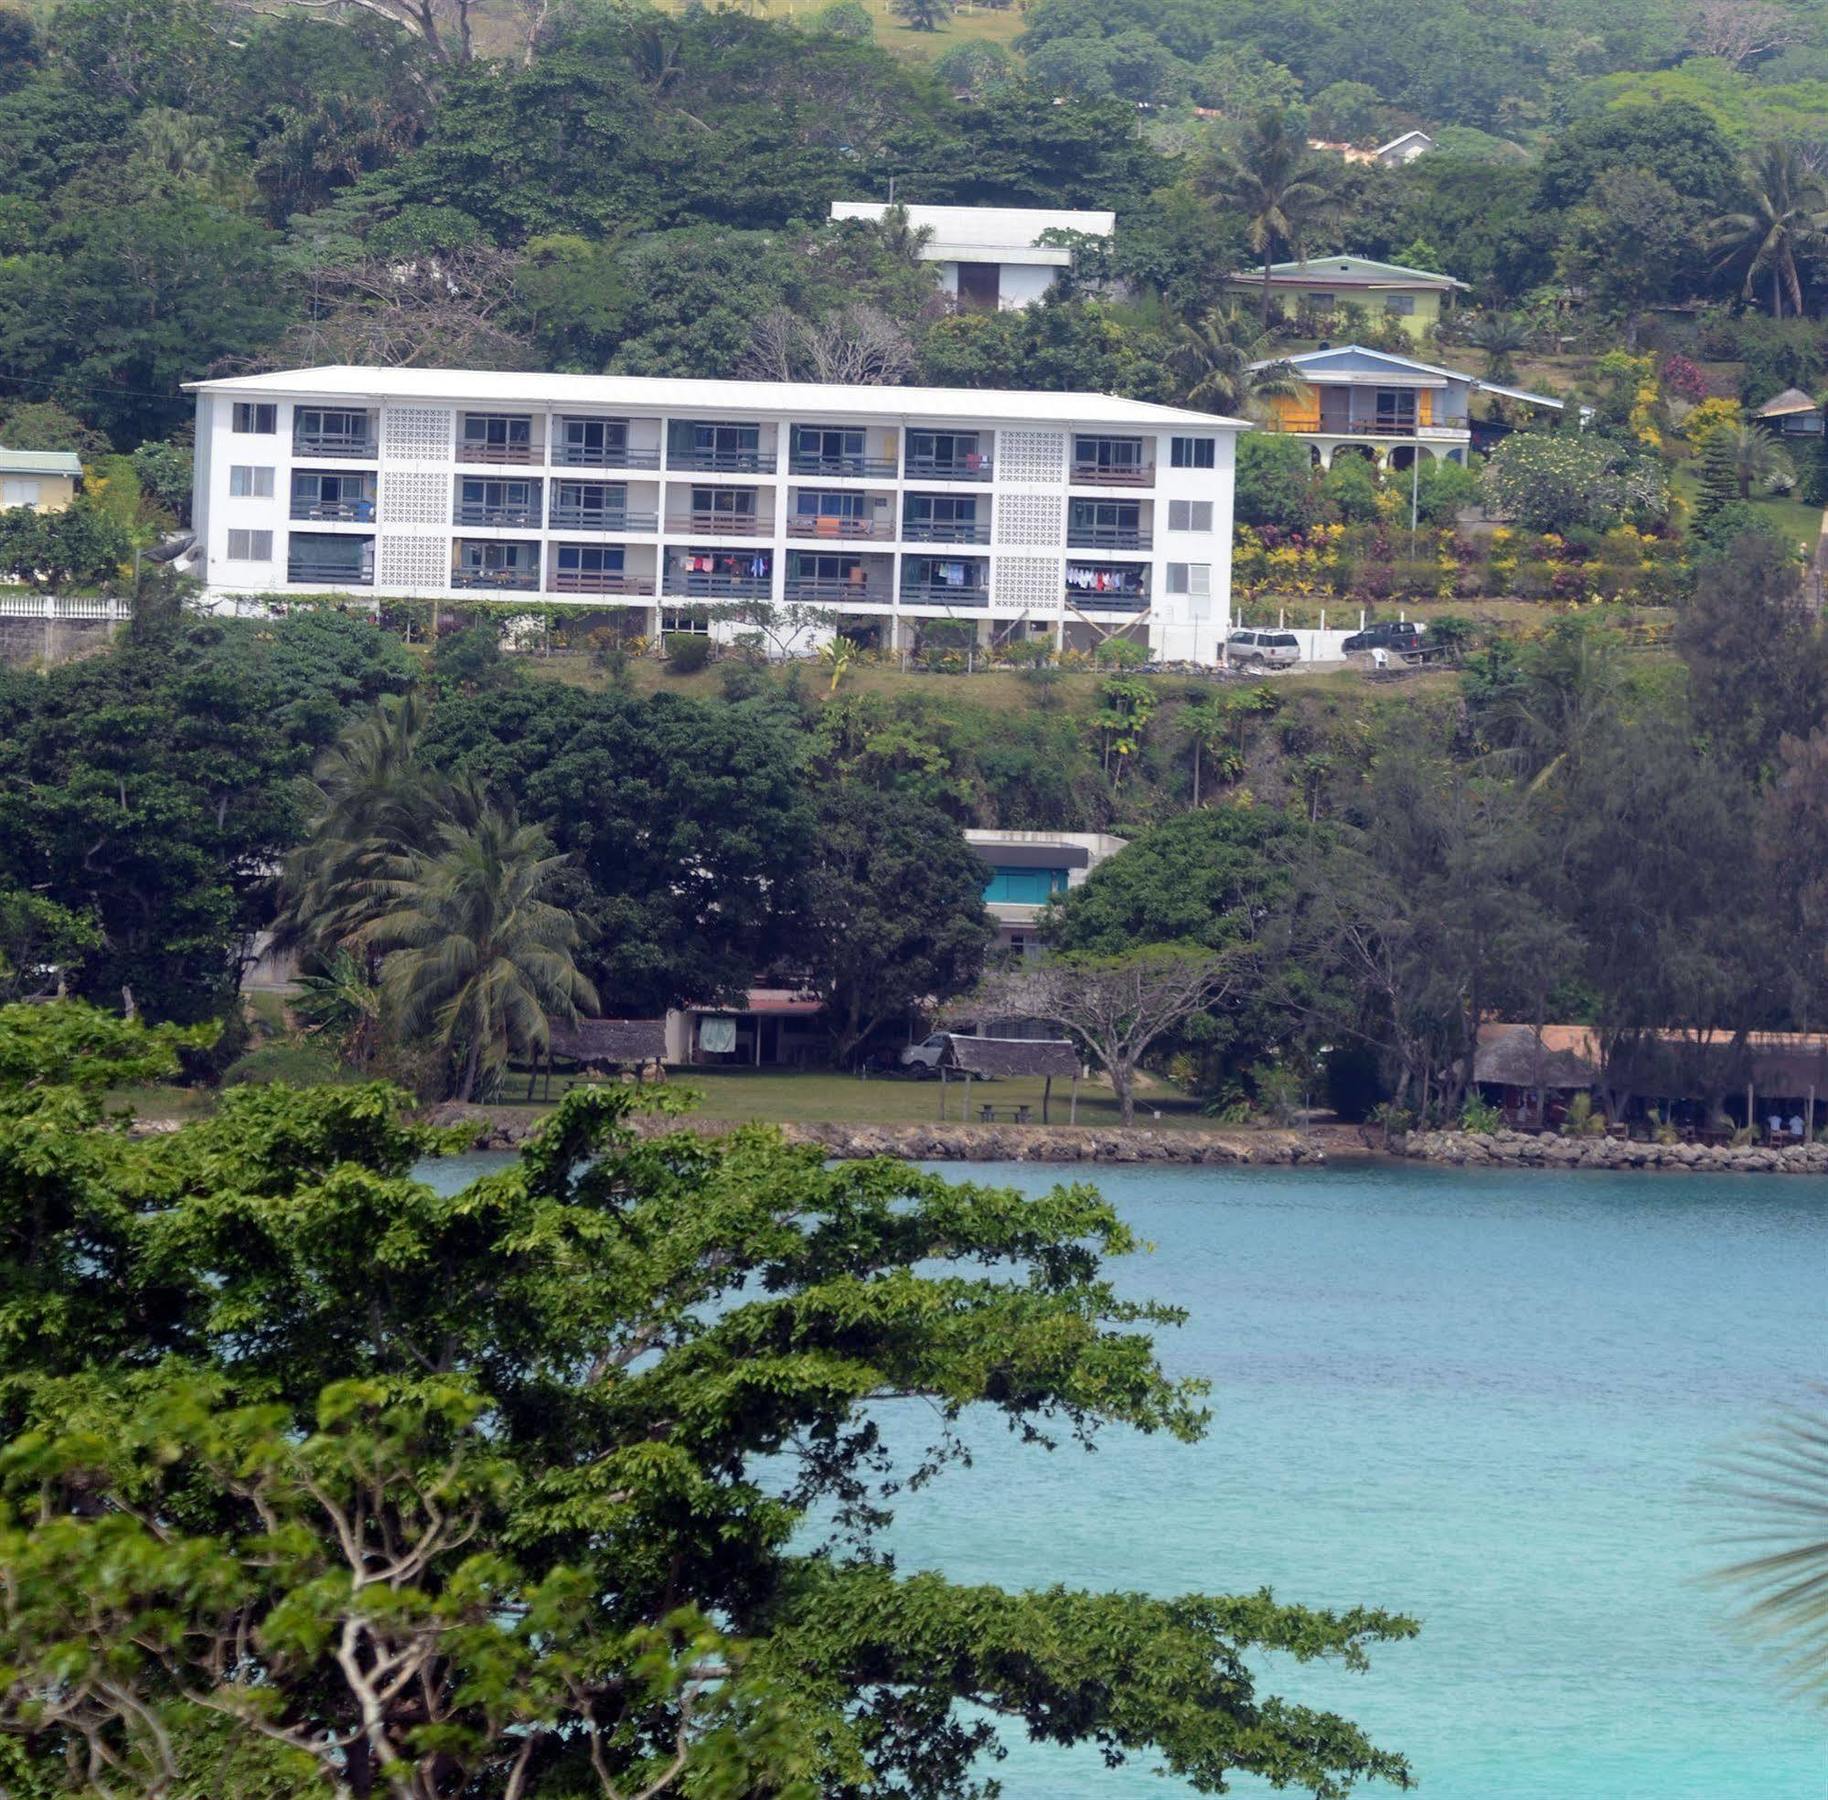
<box><xmin>941</xmin><ymin>1035</ymin><xmax>1080</xmax><ymax>1078</ymax></box>
<box><xmin>546</xmin><ymin>1018</ymin><xmax>667</xmax><ymax>1066</ymax></box>
<box><xmin>1473</xmin><ymin>1027</ymin><xmax>1598</xmax><ymax>1090</ymax></box>
<box><xmin>1753</xmin><ymin>387</ymin><xmax>1821</xmax><ymax>419</ymax></box>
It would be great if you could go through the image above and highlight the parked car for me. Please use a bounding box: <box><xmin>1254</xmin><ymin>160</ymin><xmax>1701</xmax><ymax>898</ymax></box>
<box><xmin>899</xmin><ymin>1031</ymin><xmax>950</xmax><ymax>1074</ymax></box>
<box><xmin>1341</xmin><ymin>620</ymin><xmax>1423</xmax><ymax>654</ymax></box>
<box><xmin>1225</xmin><ymin>628</ymin><xmax>1302</xmax><ymax>669</ymax></box>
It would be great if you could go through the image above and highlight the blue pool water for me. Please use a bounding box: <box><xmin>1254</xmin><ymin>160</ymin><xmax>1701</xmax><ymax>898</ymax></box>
<box><xmin>420</xmin><ymin>1151</ymin><xmax>1827</xmax><ymax>1797</ymax></box>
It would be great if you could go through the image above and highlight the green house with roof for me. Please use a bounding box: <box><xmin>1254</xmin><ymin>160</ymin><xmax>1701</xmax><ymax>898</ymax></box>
<box><xmin>1224</xmin><ymin>256</ymin><xmax>1468</xmax><ymax>341</ymax></box>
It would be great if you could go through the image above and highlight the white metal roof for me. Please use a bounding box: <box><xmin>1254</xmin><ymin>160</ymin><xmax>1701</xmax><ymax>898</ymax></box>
<box><xmin>184</xmin><ymin>366</ymin><xmax>1249</xmax><ymax>430</ymax></box>
<box><xmin>830</xmin><ymin>201</ymin><xmax>1115</xmax><ymax>249</ymax></box>
<box><xmin>1235</xmin><ymin>256</ymin><xmax>1468</xmax><ymax>291</ymax></box>
<box><xmin>0</xmin><ymin>447</ymin><xmax>82</xmax><ymax>477</ymax></box>
<box><xmin>922</xmin><ymin>241</ymin><xmax>1074</xmax><ymax>266</ymax></box>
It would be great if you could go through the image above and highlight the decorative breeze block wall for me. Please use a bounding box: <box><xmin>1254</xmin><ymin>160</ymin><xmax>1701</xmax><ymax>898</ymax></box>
<box><xmin>383</xmin><ymin>406</ymin><xmax>453</xmax><ymax>461</ymax></box>
<box><xmin>377</xmin><ymin>535</ymin><xmax>452</xmax><ymax>589</ymax></box>
<box><xmin>380</xmin><ymin>470</ymin><xmax>450</xmax><ymax>526</ymax></box>
<box><xmin>997</xmin><ymin>430</ymin><xmax>1067</xmax><ymax>484</ymax></box>
<box><xmin>992</xmin><ymin>557</ymin><xmax>1063</xmax><ymax>612</ymax></box>
<box><xmin>995</xmin><ymin>492</ymin><xmax>1063</xmax><ymax>547</ymax></box>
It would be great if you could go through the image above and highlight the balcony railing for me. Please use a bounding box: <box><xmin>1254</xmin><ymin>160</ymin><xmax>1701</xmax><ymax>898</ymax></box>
<box><xmin>787</xmin><ymin>453</ymin><xmax>898</xmax><ymax>478</ymax></box>
<box><xmin>901</xmin><ymin>518</ymin><xmax>990</xmax><ymax>544</ymax></box>
<box><xmin>552</xmin><ymin>443</ymin><xmax>661</xmax><ymax>469</ymax></box>
<box><xmin>663</xmin><ymin>573</ymin><xmax>773</xmax><ymax>600</ymax></box>
<box><xmin>900</xmin><ymin>582</ymin><xmax>989</xmax><ymax>608</ymax></box>
<box><xmin>787</xmin><ymin>514</ymin><xmax>895</xmax><ymax>541</ymax></box>
<box><xmin>904</xmin><ymin>456</ymin><xmax>992</xmax><ymax>483</ymax></box>
<box><xmin>667</xmin><ymin>449</ymin><xmax>776</xmax><ymax>474</ymax></box>
<box><xmin>454</xmin><ymin>502</ymin><xmax>540</xmax><ymax>527</ymax></box>
<box><xmin>290</xmin><ymin>499</ymin><xmax>376</xmax><ymax>523</ymax></box>
<box><xmin>457</xmin><ymin>440</ymin><xmax>537</xmax><ymax>465</ymax></box>
<box><xmin>549</xmin><ymin>507</ymin><xmax>658</xmax><ymax>532</ymax></box>
<box><xmin>1067</xmin><ymin>588</ymin><xmax>1149</xmax><ymax>612</ymax></box>
<box><xmin>288</xmin><ymin>560</ymin><xmax>372</xmax><ymax>587</ymax></box>
<box><xmin>548</xmin><ymin>571</ymin><xmax>656</xmax><ymax>596</ymax></box>
<box><xmin>1071</xmin><ymin>462</ymin><xmax>1154</xmax><ymax>487</ymax></box>
<box><xmin>451</xmin><ymin>566</ymin><xmax>541</xmax><ymax>591</ymax></box>
<box><xmin>782</xmin><ymin>577</ymin><xmax>888</xmax><ymax>603</ymax></box>
<box><xmin>292</xmin><ymin>432</ymin><xmax>376</xmax><ymax>459</ymax></box>
<box><xmin>1067</xmin><ymin>525</ymin><xmax>1152</xmax><ymax>550</ymax></box>
<box><xmin>665</xmin><ymin>512</ymin><xmax>768</xmax><ymax>537</ymax></box>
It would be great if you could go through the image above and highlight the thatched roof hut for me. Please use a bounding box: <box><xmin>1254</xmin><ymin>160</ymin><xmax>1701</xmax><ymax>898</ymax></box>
<box><xmin>941</xmin><ymin>1035</ymin><xmax>1080</xmax><ymax>1078</ymax></box>
<box><xmin>1473</xmin><ymin>1027</ymin><xmax>1598</xmax><ymax>1090</ymax></box>
<box><xmin>546</xmin><ymin>1018</ymin><xmax>667</xmax><ymax>1066</ymax></box>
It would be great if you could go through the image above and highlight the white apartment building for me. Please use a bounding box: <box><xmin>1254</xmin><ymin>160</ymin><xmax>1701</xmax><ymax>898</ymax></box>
<box><xmin>185</xmin><ymin>367</ymin><xmax>1244</xmax><ymax>664</ymax></box>
<box><xmin>828</xmin><ymin>202</ymin><xmax>1116</xmax><ymax>310</ymax></box>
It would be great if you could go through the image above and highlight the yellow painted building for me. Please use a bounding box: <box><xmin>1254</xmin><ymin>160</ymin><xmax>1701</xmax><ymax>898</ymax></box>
<box><xmin>0</xmin><ymin>449</ymin><xmax>82</xmax><ymax>513</ymax></box>
<box><xmin>1225</xmin><ymin>256</ymin><xmax>1467</xmax><ymax>342</ymax></box>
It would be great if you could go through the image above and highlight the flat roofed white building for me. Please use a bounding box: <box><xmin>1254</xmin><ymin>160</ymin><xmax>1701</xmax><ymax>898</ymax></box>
<box><xmin>829</xmin><ymin>202</ymin><xmax>1115</xmax><ymax>311</ymax></box>
<box><xmin>184</xmin><ymin>365</ymin><xmax>1245</xmax><ymax>666</ymax></box>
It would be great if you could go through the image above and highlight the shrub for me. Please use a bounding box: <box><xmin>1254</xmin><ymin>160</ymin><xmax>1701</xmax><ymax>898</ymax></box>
<box><xmin>813</xmin><ymin>0</ymin><xmax>873</xmax><ymax>34</ymax></box>
<box><xmin>1235</xmin><ymin>435</ymin><xmax>1322</xmax><ymax>530</ymax></box>
<box><xmin>664</xmin><ymin>631</ymin><xmax>713</xmax><ymax>673</ymax></box>
<box><xmin>1323</xmin><ymin>455</ymin><xmax>1382</xmax><ymax>524</ymax></box>
<box><xmin>1413</xmin><ymin>457</ymin><xmax>1483</xmax><ymax>526</ymax></box>
<box><xmin>1460</xmin><ymin>1094</ymin><xmax>1502</xmax><ymax>1133</ymax></box>
<box><xmin>222</xmin><ymin>1040</ymin><xmax>353</xmax><ymax>1087</ymax></box>
<box><xmin>1483</xmin><ymin>433</ymin><xmax>1671</xmax><ymax>533</ymax></box>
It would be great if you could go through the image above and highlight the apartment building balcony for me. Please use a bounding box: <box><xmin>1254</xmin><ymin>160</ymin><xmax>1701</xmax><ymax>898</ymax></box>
<box><xmin>901</xmin><ymin>554</ymin><xmax>989</xmax><ymax>609</ymax></box>
<box><xmin>1067</xmin><ymin>500</ymin><xmax>1151</xmax><ymax>551</ymax></box>
<box><xmin>787</xmin><ymin>511</ymin><xmax>896</xmax><ymax>541</ymax></box>
<box><xmin>1071</xmin><ymin>590</ymin><xmax>1150</xmax><ymax>612</ymax></box>
<box><xmin>901</xmin><ymin>492</ymin><xmax>991</xmax><ymax>544</ymax></box>
<box><xmin>1066</xmin><ymin>562</ymin><xmax>1149</xmax><ymax>611</ymax></box>
<box><xmin>1071</xmin><ymin>436</ymin><xmax>1153</xmax><ymax>487</ymax></box>
<box><xmin>457</xmin><ymin>412</ymin><xmax>541</xmax><ymax>466</ymax></box>
<box><xmin>666</xmin><ymin>421</ymin><xmax>777</xmax><ymax>475</ymax></box>
<box><xmin>787</xmin><ymin>450</ymin><xmax>898</xmax><ymax>478</ymax></box>
<box><xmin>787</xmin><ymin>485</ymin><xmax>896</xmax><ymax>540</ymax></box>
<box><xmin>292</xmin><ymin>407</ymin><xmax>377</xmax><ymax>460</ymax></box>
<box><xmin>664</xmin><ymin>549</ymin><xmax>772</xmax><ymax>600</ymax></box>
<box><xmin>900</xmin><ymin>582</ymin><xmax>989</xmax><ymax>608</ymax></box>
<box><xmin>290</xmin><ymin>471</ymin><xmax>376</xmax><ymax>523</ymax></box>
<box><xmin>904</xmin><ymin>453</ymin><xmax>992</xmax><ymax>482</ymax></box>
<box><xmin>548</xmin><ymin>477</ymin><xmax>658</xmax><ymax>531</ymax></box>
<box><xmin>549</xmin><ymin>543</ymin><xmax>655</xmax><ymax>596</ymax></box>
<box><xmin>454</xmin><ymin>477</ymin><xmax>542</xmax><ymax>528</ymax></box>
<box><xmin>782</xmin><ymin>552</ymin><xmax>891</xmax><ymax>604</ymax></box>
<box><xmin>287</xmin><ymin>532</ymin><xmax>373</xmax><ymax>587</ymax></box>
<box><xmin>551</xmin><ymin>416</ymin><xmax>662</xmax><ymax>469</ymax></box>
<box><xmin>787</xmin><ymin>422</ymin><xmax>899</xmax><ymax>480</ymax></box>
<box><xmin>452</xmin><ymin>541</ymin><xmax>540</xmax><ymax>591</ymax></box>
<box><xmin>665</xmin><ymin>509</ymin><xmax>771</xmax><ymax>537</ymax></box>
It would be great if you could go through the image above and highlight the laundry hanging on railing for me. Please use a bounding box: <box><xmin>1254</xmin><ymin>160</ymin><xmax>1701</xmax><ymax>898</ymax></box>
<box><xmin>1065</xmin><ymin>564</ymin><xmax>1145</xmax><ymax>593</ymax></box>
<box><xmin>683</xmin><ymin>552</ymin><xmax>770</xmax><ymax>577</ymax></box>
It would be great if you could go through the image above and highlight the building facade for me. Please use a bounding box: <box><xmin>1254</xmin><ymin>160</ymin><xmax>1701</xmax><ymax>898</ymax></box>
<box><xmin>1252</xmin><ymin>345</ymin><xmax>1564</xmax><ymax>471</ymax></box>
<box><xmin>1225</xmin><ymin>256</ymin><xmax>1467</xmax><ymax>341</ymax></box>
<box><xmin>963</xmin><ymin>829</ymin><xmax>1128</xmax><ymax>958</ymax></box>
<box><xmin>829</xmin><ymin>202</ymin><xmax>1116</xmax><ymax>311</ymax></box>
<box><xmin>0</xmin><ymin>448</ymin><xmax>81</xmax><ymax>513</ymax></box>
<box><xmin>186</xmin><ymin>367</ymin><xmax>1245</xmax><ymax>664</ymax></box>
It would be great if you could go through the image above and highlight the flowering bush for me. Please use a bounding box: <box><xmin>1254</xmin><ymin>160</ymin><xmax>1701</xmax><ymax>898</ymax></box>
<box><xmin>1660</xmin><ymin>353</ymin><xmax>1710</xmax><ymax>404</ymax></box>
<box><xmin>1483</xmin><ymin>433</ymin><xmax>1672</xmax><ymax>534</ymax></box>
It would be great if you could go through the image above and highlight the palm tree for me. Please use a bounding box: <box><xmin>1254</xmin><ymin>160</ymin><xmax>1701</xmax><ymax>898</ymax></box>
<box><xmin>1710</xmin><ymin>141</ymin><xmax>1828</xmax><ymax>320</ymax></box>
<box><xmin>1205</xmin><ymin>110</ymin><xmax>1353</xmax><ymax>324</ymax></box>
<box><xmin>1465</xmin><ymin>312</ymin><xmax>1529</xmax><ymax>384</ymax></box>
<box><xmin>362</xmin><ymin>807</ymin><xmax>598</xmax><ymax>1102</ymax></box>
<box><xmin>1172</xmin><ymin>304</ymin><xmax>1301</xmax><ymax>417</ymax></box>
<box><xmin>1722</xmin><ymin>421</ymin><xmax>1798</xmax><ymax>498</ymax></box>
<box><xmin>1709</xmin><ymin>1394</ymin><xmax>1828</xmax><ymax>1699</ymax></box>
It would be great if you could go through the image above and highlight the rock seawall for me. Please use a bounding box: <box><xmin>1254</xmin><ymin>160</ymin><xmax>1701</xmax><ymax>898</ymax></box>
<box><xmin>1402</xmin><ymin>1126</ymin><xmax>1828</xmax><ymax>1176</ymax></box>
<box><xmin>429</xmin><ymin>1106</ymin><xmax>1321</xmax><ymax>1166</ymax></box>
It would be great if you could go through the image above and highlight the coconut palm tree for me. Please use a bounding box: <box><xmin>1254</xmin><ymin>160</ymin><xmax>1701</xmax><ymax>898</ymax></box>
<box><xmin>1710</xmin><ymin>141</ymin><xmax>1828</xmax><ymax>320</ymax></box>
<box><xmin>1205</xmin><ymin>110</ymin><xmax>1353</xmax><ymax>324</ymax></box>
<box><xmin>1722</xmin><ymin>421</ymin><xmax>1798</xmax><ymax>498</ymax></box>
<box><xmin>1172</xmin><ymin>304</ymin><xmax>1301</xmax><ymax>417</ymax></box>
<box><xmin>1709</xmin><ymin>1394</ymin><xmax>1828</xmax><ymax>1699</ymax></box>
<box><xmin>1465</xmin><ymin>311</ymin><xmax>1529</xmax><ymax>384</ymax></box>
<box><xmin>362</xmin><ymin>806</ymin><xmax>597</xmax><ymax>1103</ymax></box>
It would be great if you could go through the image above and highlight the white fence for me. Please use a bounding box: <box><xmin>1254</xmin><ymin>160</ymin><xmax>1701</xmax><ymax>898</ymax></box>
<box><xmin>0</xmin><ymin>593</ymin><xmax>133</xmax><ymax>621</ymax></box>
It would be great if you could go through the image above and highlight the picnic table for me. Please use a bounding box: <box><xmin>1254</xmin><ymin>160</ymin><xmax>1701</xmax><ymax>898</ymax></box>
<box><xmin>979</xmin><ymin>1104</ymin><xmax>1033</xmax><ymax>1125</ymax></box>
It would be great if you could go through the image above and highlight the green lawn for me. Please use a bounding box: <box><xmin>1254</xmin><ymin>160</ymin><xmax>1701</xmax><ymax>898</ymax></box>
<box><xmin>495</xmin><ymin>1065</ymin><xmax>1213</xmax><ymax>1130</ymax></box>
<box><xmin>1670</xmin><ymin>462</ymin><xmax>1824</xmax><ymax>559</ymax></box>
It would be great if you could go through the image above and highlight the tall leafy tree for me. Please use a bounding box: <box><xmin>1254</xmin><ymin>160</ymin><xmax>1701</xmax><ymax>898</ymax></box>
<box><xmin>1204</xmin><ymin>110</ymin><xmax>1353</xmax><ymax>322</ymax></box>
<box><xmin>363</xmin><ymin>805</ymin><xmax>598</xmax><ymax>1101</ymax></box>
<box><xmin>1709</xmin><ymin>140</ymin><xmax>1828</xmax><ymax>319</ymax></box>
<box><xmin>0</xmin><ymin>1007</ymin><xmax>1417</xmax><ymax>1796</ymax></box>
<box><xmin>1171</xmin><ymin>303</ymin><xmax>1298</xmax><ymax>416</ymax></box>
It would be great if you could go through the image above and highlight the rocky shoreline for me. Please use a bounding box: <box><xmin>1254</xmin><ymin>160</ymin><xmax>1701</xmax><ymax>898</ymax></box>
<box><xmin>1400</xmin><ymin>1126</ymin><xmax>1828</xmax><ymax>1176</ymax></box>
<box><xmin>428</xmin><ymin>1106</ymin><xmax>1322</xmax><ymax>1166</ymax></box>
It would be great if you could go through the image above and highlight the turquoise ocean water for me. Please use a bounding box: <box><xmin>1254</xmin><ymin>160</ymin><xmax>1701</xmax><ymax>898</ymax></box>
<box><xmin>422</xmin><ymin>1152</ymin><xmax>1827</xmax><ymax>1798</ymax></box>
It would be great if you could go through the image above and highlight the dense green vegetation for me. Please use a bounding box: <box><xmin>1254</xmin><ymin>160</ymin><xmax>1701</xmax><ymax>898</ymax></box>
<box><xmin>0</xmin><ymin>1001</ymin><xmax>1418</xmax><ymax>1797</ymax></box>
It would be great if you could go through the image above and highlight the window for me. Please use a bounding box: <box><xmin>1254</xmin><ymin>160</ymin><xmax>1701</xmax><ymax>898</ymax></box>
<box><xmin>795</xmin><ymin>427</ymin><xmax>864</xmax><ymax>462</ymax></box>
<box><xmin>232</xmin><ymin>403</ymin><xmax>276</xmax><ymax>434</ymax></box>
<box><xmin>460</xmin><ymin>414</ymin><xmax>533</xmax><ymax>453</ymax></box>
<box><xmin>1168</xmin><ymin>499</ymin><xmax>1214</xmax><ymax>532</ymax></box>
<box><xmin>907</xmin><ymin>431</ymin><xmax>983</xmax><ymax>471</ymax></box>
<box><xmin>226</xmin><ymin>529</ymin><xmax>273</xmax><ymax>560</ymax></box>
<box><xmin>983</xmin><ymin>867</ymin><xmax>1068</xmax><ymax>905</ymax></box>
<box><xmin>1072</xmin><ymin>435</ymin><xmax>1146</xmax><ymax>475</ymax></box>
<box><xmin>561</xmin><ymin>417</ymin><xmax>627</xmax><ymax>456</ymax></box>
<box><xmin>294</xmin><ymin>408</ymin><xmax>369</xmax><ymax>445</ymax></box>
<box><xmin>557</xmin><ymin>544</ymin><xmax>624</xmax><ymax>574</ymax></box>
<box><xmin>1171</xmin><ymin>437</ymin><xmax>1216</xmax><ymax>469</ymax></box>
<box><xmin>2</xmin><ymin>479</ymin><xmax>42</xmax><ymax>508</ymax></box>
<box><xmin>1304</xmin><ymin>292</ymin><xmax>1335</xmax><ymax>310</ymax></box>
<box><xmin>1165</xmin><ymin>563</ymin><xmax>1211</xmax><ymax>596</ymax></box>
<box><xmin>230</xmin><ymin>466</ymin><xmax>274</xmax><ymax>498</ymax></box>
<box><xmin>1384</xmin><ymin>294</ymin><xmax>1416</xmax><ymax>316</ymax></box>
<box><xmin>1374</xmin><ymin>388</ymin><xmax>1418</xmax><ymax>431</ymax></box>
